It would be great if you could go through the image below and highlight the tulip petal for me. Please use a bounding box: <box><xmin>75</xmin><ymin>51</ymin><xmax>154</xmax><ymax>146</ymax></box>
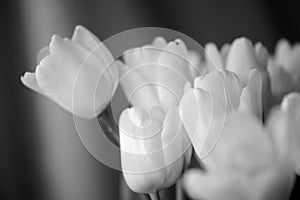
<box><xmin>35</xmin><ymin>35</ymin><xmax>113</xmax><ymax>118</ymax></box>
<box><xmin>152</xmin><ymin>36</ymin><xmax>167</xmax><ymax>49</ymax></box>
<box><xmin>255</xmin><ymin>42</ymin><xmax>269</xmax><ymax>68</ymax></box>
<box><xmin>222</xmin><ymin>70</ymin><xmax>243</xmax><ymax>110</ymax></box>
<box><xmin>183</xmin><ymin>162</ymin><xmax>294</xmax><ymax>200</ymax></box>
<box><xmin>180</xmin><ymin>87</ymin><xmax>225</xmax><ymax>162</ymax></box>
<box><xmin>275</xmin><ymin>39</ymin><xmax>291</xmax><ymax>67</ymax></box>
<box><xmin>183</xmin><ymin>169</ymin><xmax>247</xmax><ymax>200</ymax></box>
<box><xmin>226</xmin><ymin>37</ymin><xmax>260</xmax><ymax>84</ymax></box>
<box><xmin>205</xmin><ymin>42</ymin><xmax>224</xmax><ymax>70</ymax></box>
<box><xmin>156</xmin><ymin>39</ymin><xmax>192</xmax><ymax>111</ymax></box>
<box><xmin>220</xmin><ymin>43</ymin><xmax>230</xmax><ymax>64</ymax></box>
<box><xmin>36</xmin><ymin>46</ymin><xmax>50</xmax><ymax>64</ymax></box>
<box><xmin>161</xmin><ymin>106</ymin><xmax>189</xmax><ymax>187</ymax></box>
<box><xmin>194</xmin><ymin>70</ymin><xmax>226</xmax><ymax>107</ymax></box>
<box><xmin>239</xmin><ymin>69</ymin><xmax>263</xmax><ymax>119</ymax></box>
<box><xmin>267</xmin><ymin>59</ymin><xmax>299</xmax><ymax>95</ymax></box>
<box><xmin>72</xmin><ymin>25</ymin><xmax>119</xmax><ymax>86</ymax></box>
<box><xmin>119</xmin><ymin>64</ymin><xmax>160</xmax><ymax>112</ymax></box>
<box><xmin>21</xmin><ymin>72</ymin><xmax>45</xmax><ymax>95</ymax></box>
<box><xmin>281</xmin><ymin>93</ymin><xmax>300</xmax><ymax>174</ymax></box>
<box><xmin>209</xmin><ymin>112</ymin><xmax>274</xmax><ymax>173</ymax></box>
<box><xmin>187</xmin><ymin>51</ymin><xmax>202</xmax><ymax>80</ymax></box>
<box><xmin>119</xmin><ymin>107</ymin><xmax>165</xmax><ymax>193</ymax></box>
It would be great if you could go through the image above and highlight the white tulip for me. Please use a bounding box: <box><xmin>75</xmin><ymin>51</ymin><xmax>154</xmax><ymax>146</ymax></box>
<box><xmin>120</xmin><ymin>37</ymin><xmax>201</xmax><ymax>113</ymax></box>
<box><xmin>181</xmin><ymin>91</ymin><xmax>300</xmax><ymax>200</ymax></box>
<box><xmin>21</xmin><ymin>26</ymin><xmax>119</xmax><ymax>118</ymax></box>
<box><xmin>119</xmin><ymin>105</ymin><xmax>191</xmax><ymax>194</ymax></box>
<box><xmin>183</xmin><ymin>112</ymin><xmax>295</xmax><ymax>200</ymax></box>
<box><xmin>268</xmin><ymin>92</ymin><xmax>300</xmax><ymax>174</ymax></box>
<box><xmin>180</xmin><ymin>68</ymin><xmax>262</xmax><ymax>159</ymax></box>
<box><xmin>204</xmin><ymin>37</ymin><xmax>268</xmax><ymax>85</ymax></box>
<box><xmin>267</xmin><ymin>39</ymin><xmax>300</xmax><ymax>96</ymax></box>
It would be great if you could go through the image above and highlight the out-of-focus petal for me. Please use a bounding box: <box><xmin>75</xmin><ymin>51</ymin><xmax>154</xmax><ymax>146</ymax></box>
<box><xmin>220</xmin><ymin>43</ymin><xmax>230</xmax><ymax>65</ymax></box>
<box><xmin>187</xmin><ymin>51</ymin><xmax>202</xmax><ymax>80</ymax></box>
<box><xmin>275</xmin><ymin>39</ymin><xmax>291</xmax><ymax>67</ymax></box>
<box><xmin>205</xmin><ymin>43</ymin><xmax>224</xmax><ymax>70</ymax></box>
<box><xmin>255</xmin><ymin>42</ymin><xmax>269</xmax><ymax>68</ymax></box>
<box><xmin>156</xmin><ymin>39</ymin><xmax>192</xmax><ymax>111</ymax></box>
<box><xmin>281</xmin><ymin>93</ymin><xmax>300</xmax><ymax>174</ymax></box>
<box><xmin>226</xmin><ymin>37</ymin><xmax>260</xmax><ymax>84</ymax></box>
<box><xmin>183</xmin><ymin>169</ymin><xmax>247</xmax><ymax>200</ymax></box>
<box><xmin>206</xmin><ymin>112</ymin><xmax>274</xmax><ymax>173</ymax></box>
<box><xmin>238</xmin><ymin>69</ymin><xmax>263</xmax><ymax>119</ymax></box>
<box><xmin>267</xmin><ymin>59</ymin><xmax>299</xmax><ymax>95</ymax></box>
<box><xmin>119</xmin><ymin>64</ymin><xmax>160</xmax><ymax>112</ymax></box>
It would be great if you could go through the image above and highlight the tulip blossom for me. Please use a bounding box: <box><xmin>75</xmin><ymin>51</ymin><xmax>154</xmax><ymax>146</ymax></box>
<box><xmin>267</xmin><ymin>39</ymin><xmax>300</xmax><ymax>96</ymax></box>
<box><xmin>183</xmin><ymin>111</ymin><xmax>296</xmax><ymax>200</ymax></box>
<box><xmin>119</xmin><ymin>105</ymin><xmax>191</xmax><ymax>194</ymax></box>
<box><xmin>21</xmin><ymin>25</ymin><xmax>119</xmax><ymax>118</ymax></box>
<box><xmin>204</xmin><ymin>37</ymin><xmax>268</xmax><ymax>85</ymax></box>
<box><xmin>120</xmin><ymin>37</ymin><xmax>200</xmax><ymax>113</ymax></box>
<box><xmin>268</xmin><ymin>92</ymin><xmax>300</xmax><ymax>174</ymax></box>
<box><xmin>180</xmin><ymin>68</ymin><xmax>262</xmax><ymax>160</ymax></box>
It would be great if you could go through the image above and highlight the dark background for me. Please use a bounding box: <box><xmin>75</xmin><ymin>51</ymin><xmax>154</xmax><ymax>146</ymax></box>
<box><xmin>1</xmin><ymin>0</ymin><xmax>300</xmax><ymax>199</ymax></box>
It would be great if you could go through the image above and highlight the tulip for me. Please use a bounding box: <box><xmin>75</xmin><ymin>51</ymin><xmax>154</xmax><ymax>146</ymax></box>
<box><xmin>180</xmin><ymin>68</ymin><xmax>262</xmax><ymax>160</ymax></box>
<box><xmin>204</xmin><ymin>37</ymin><xmax>268</xmax><ymax>85</ymax></box>
<box><xmin>182</xmin><ymin>111</ymin><xmax>295</xmax><ymax>200</ymax></box>
<box><xmin>268</xmin><ymin>92</ymin><xmax>300</xmax><ymax>174</ymax></box>
<box><xmin>267</xmin><ymin>39</ymin><xmax>300</xmax><ymax>96</ymax></box>
<box><xmin>119</xmin><ymin>105</ymin><xmax>192</xmax><ymax>195</ymax></box>
<box><xmin>181</xmin><ymin>91</ymin><xmax>300</xmax><ymax>200</ymax></box>
<box><xmin>120</xmin><ymin>37</ymin><xmax>201</xmax><ymax>113</ymax></box>
<box><xmin>21</xmin><ymin>25</ymin><xmax>119</xmax><ymax>118</ymax></box>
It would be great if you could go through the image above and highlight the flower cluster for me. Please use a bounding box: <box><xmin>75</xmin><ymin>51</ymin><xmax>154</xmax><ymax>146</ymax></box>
<box><xmin>22</xmin><ymin>26</ymin><xmax>300</xmax><ymax>200</ymax></box>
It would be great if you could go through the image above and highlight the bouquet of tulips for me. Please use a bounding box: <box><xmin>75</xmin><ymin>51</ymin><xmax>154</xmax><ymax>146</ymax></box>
<box><xmin>21</xmin><ymin>26</ymin><xmax>300</xmax><ymax>200</ymax></box>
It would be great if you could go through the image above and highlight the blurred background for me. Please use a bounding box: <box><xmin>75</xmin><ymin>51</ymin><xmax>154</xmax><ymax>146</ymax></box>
<box><xmin>1</xmin><ymin>0</ymin><xmax>300</xmax><ymax>199</ymax></box>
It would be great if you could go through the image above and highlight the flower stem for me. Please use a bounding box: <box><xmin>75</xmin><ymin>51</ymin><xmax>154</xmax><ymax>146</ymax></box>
<box><xmin>176</xmin><ymin>179</ymin><xmax>183</xmax><ymax>200</ymax></box>
<box><xmin>149</xmin><ymin>192</ymin><xmax>161</xmax><ymax>200</ymax></box>
<box><xmin>98</xmin><ymin>104</ymin><xmax>119</xmax><ymax>145</ymax></box>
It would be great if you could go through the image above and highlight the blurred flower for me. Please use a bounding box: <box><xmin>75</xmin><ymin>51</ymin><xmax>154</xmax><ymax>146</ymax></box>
<box><xmin>180</xmin><ymin>68</ymin><xmax>262</xmax><ymax>159</ymax></box>
<box><xmin>204</xmin><ymin>37</ymin><xmax>268</xmax><ymax>85</ymax></box>
<box><xmin>268</xmin><ymin>92</ymin><xmax>300</xmax><ymax>174</ymax></box>
<box><xmin>182</xmin><ymin>111</ymin><xmax>295</xmax><ymax>200</ymax></box>
<box><xmin>120</xmin><ymin>37</ymin><xmax>200</xmax><ymax>113</ymax></box>
<box><xmin>21</xmin><ymin>25</ymin><xmax>119</xmax><ymax>118</ymax></box>
<box><xmin>119</xmin><ymin>105</ymin><xmax>191</xmax><ymax>194</ymax></box>
<box><xmin>267</xmin><ymin>39</ymin><xmax>300</xmax><ymax>96</ymax></box>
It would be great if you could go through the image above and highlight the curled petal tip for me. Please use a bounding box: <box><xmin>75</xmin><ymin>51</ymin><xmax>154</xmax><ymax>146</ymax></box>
<box><xmin>128</xmin><ymin>107</ymin><xmax>149</xmax><ymax>127</ymax></box>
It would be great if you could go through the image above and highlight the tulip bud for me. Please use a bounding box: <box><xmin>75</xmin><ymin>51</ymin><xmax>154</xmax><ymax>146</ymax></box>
<box><xmin>226</xmin><ymin>37</ymin><xmax>261</xmax><ymax>85</ymax></box>
<box><xmin>120</xmin><ymin>37</ymin><xmax>201</xmax><ymax>112</ymax></box>
<box><xmin>21</xmin><ymin>26</ymin><xmax>119</xmax><ymax>118</ymax></box>
<box><xmin>180</xmin><ymin>69</ymin><xmax>263</xmax><ymax>160</ymax></box>
<box><xmin>202</xmin><ymin>38</ymin><xmax>268</xmax><ymax>87</ymax></box>
<box><xmin>268</xmin><ymin>92</ymin><xmax>300</xmax><ymax>174</ymax></box>
<box><xmin>119</xmin><ymin>105</ymin><xmax>191</xmax><ymax>194</ymax></box>
<box><xmin>267</xmin><ymin>39</ymin><xmax>300</xmax><ymax>96</ymax></box>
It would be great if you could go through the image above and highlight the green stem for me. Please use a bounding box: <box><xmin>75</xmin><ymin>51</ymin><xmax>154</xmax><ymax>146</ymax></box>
<box><xmin>149</xmin><ymin>191</ymin><xmax>161</xmax><ymax>200</ymax></box>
